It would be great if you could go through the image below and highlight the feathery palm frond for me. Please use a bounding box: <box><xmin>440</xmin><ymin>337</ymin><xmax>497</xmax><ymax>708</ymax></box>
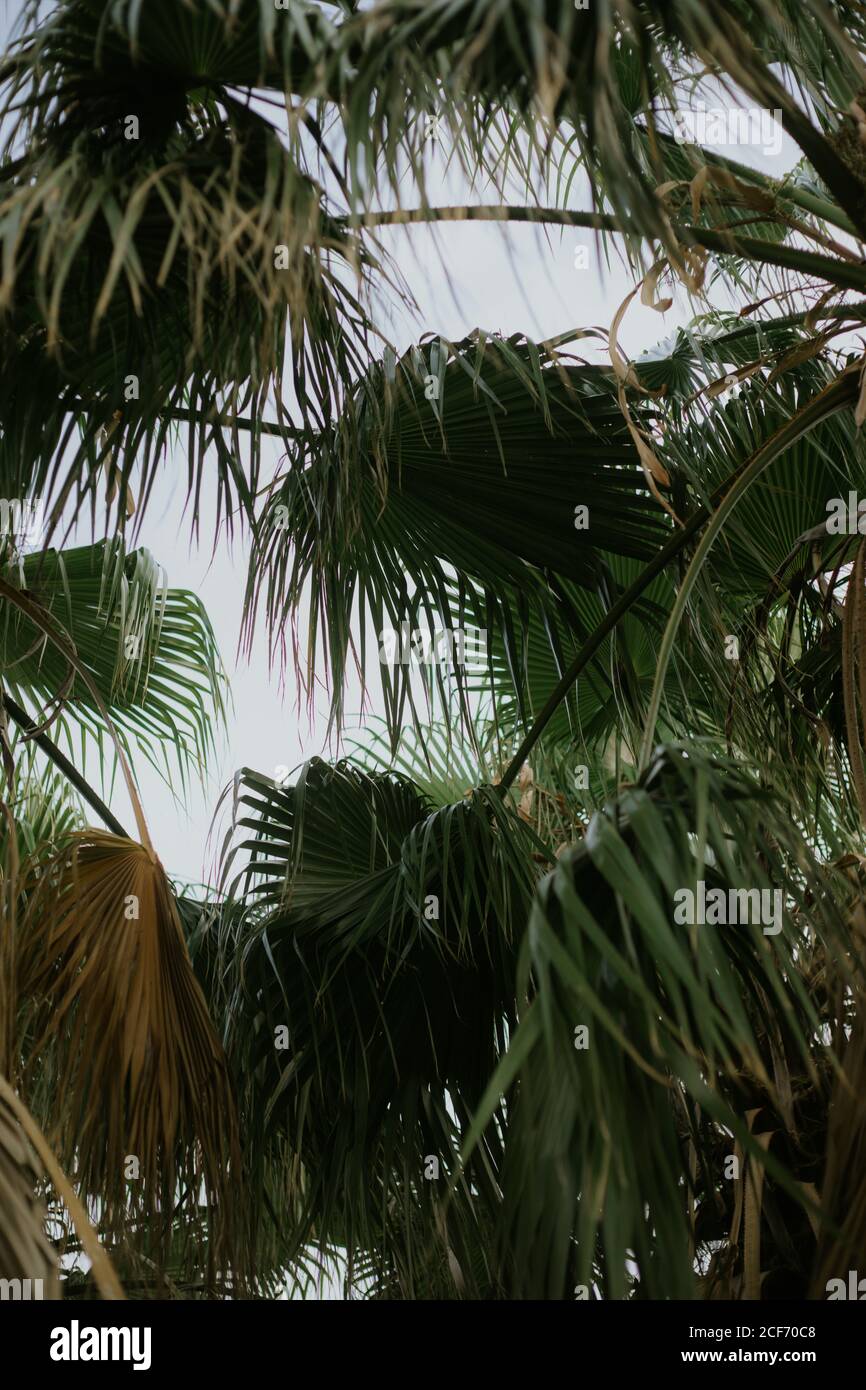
<box><xmin>0</xmin><ymin>2</ymin><xmax>393</xmax><ymax>541</ymax></box>
<box><xmin>332</xmin><ymin>0</ymin><xmax>866</xmax><ymax>242</ymax></box>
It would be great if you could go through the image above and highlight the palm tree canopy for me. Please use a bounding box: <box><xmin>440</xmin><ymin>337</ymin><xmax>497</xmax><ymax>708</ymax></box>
<box><xmin>1</xmin><ymin>0</ymin><xmax>866</xmax><ymax>1304</ymax></box>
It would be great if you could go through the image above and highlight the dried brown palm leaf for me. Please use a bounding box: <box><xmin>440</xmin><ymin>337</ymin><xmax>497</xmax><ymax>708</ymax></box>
<box><xmin>812</xmin><ymin>995</ymin><xmax>866</xmax><ymax>1295</ymax></box>
<box><xmin>0</xmin><ymin>1074</ymin><xmax>123</xmax><ymax>1300</ymax></box>
<box><xmin>0</xmin><ymin>1079</ymin><xmax>59</xmax><ymax>1296</ymax></box>
<box><xmin>17</xmin><ymin>832</ymin><xmax>244</xmax><ymax>1290</ymax></box>
<box><xmin>0</xmin><ymin>578</ymin><xmax>246</xmax><ymax>1291</ymax></box>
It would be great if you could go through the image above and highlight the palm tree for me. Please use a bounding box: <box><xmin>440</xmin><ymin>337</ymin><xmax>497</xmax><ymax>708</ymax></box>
<box><xmin>2</xmin><ymin>0</ymin><xmax>866</xmax><ymax>1299</ymax></box>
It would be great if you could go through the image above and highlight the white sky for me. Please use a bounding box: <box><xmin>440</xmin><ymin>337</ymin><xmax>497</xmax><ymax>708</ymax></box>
<box><xmin>120</xmin><ymin>154</ymin><xmax>803</xmax><ymax>883</ymax></box>
<box><xmin>1</xmin><ymin>2</ymin><xmax>803</xmax><ymax>885</ymax></box>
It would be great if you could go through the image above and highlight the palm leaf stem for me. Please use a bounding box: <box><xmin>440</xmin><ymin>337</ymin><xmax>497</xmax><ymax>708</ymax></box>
<box><xmin>358</xmin><ymin>206</ymin><xmax>866</xmax><ymax>291</ymax></box>
<box><xmin>1</xmin><ymin>692</ymin><xmax>129</xmax><ymax>838</ymax></box>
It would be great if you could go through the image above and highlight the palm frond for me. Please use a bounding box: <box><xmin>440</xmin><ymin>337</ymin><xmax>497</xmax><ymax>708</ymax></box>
<box><xmin>217</xmin><ymin>756</ymin><xmax>547</xmax><ymax>1296</ymax></box>
<box><xmin>246</xmin><ymin>330</ymin><xmax>669</xmax><ymax>741</ymax></box>
<box><xmin>17</xmin><ymin>830</ymin><xmax>246</xmax><ymax>1291</ymax></box>
<box><xmin>0</xmin><ymin>1083</ymin><xmax>60</xmax><ymax>1296</ymax></box>
<box><xmin>0</xmin><ymin>2</ymin><xmax>391</xmax><ymax>539</ymax></box>
<box><xmin>1</xmin><ymin>540</ymin><xmax>228</xmax><ymax>792</ymax></box>
<box><xmin>463</xmin><ymin>743</ymin><xmax>855</xmax><ymax>1298</ymax></box>
<box><xmin>330</xmin><ymin>0</ymin><xmax>866</xmax><ymax>249</ymax></box>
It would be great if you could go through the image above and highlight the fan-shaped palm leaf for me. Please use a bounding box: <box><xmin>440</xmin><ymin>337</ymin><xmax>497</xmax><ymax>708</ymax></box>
<box><xmin>1</xmin><ymin>540</ymin><xmax>227</xmax><ymax>792</ymax></box>
<box><xmin>217</xmin><ymin>756</ymin><xmax>548</xmax><ymax>1296</ymax></box>
<box><xmin>248</xmin><ymin>330</ymin><xmax>668</xmax><ymax>740</ymax></box>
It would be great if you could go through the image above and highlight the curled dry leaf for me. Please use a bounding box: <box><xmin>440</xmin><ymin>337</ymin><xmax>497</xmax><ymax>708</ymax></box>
<box><xmin>690</xmin><ymin>166</ymin><xmax>710</xmax><ymax>222</ymax></box>
<box><xmin>608</xmin><ymin>282</ymin><xmax>674</xmax><ymax>505</ymax></box>
<box><xmin>641</xmin><ymin>259</ymin><xmax>674</xmax><ymax>313</ymax></box>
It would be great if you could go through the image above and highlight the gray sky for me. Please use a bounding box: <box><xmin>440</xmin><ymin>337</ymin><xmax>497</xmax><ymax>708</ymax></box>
<box><xmin>68</xmin><ymin>219</ymin><xmax>700</xmax><ymax>884</ymax></box>
<box><xmin>2</xmin><ymin>0</ymin><xmax>803</xmax><ymax>884</ymax></box>
<box><xmin>83</xmin><ymin>144</ymin><xmax>803</xmax><ymax>883</ymax></box>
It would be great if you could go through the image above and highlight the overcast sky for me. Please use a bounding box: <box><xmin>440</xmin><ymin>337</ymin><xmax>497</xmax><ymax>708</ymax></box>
<box><xmin>2</xmin><ymin>2</ymin><xmax>803</xmax><ymax>886</ymax></box>
<box><xmin>125</xmin><ymin>139</ymin><xmax>803</xmax><ymax>884</ymax></box>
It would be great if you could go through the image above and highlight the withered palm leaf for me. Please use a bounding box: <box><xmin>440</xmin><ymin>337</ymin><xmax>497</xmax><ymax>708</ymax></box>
<box><xmin>0</xmin><ymin>1081</ymin><xmax>60</xmax><ymax>1297</ymax></box>
<box><xmin>18</xmin><ymin>832</ymin><xmax>245</xmax><ymax>1290</ymax></box>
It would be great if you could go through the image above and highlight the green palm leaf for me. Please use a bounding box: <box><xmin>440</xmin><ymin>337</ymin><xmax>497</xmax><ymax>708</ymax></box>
<box><xmin>463</xmin><ymin>743</ymin><xmax>854</xmax><ymax>1298</ymax></box>
<box><xmin>217</xmin><ymin>755</ymin><xmax>547</xmax><ymax>1296</ymax></box>
<box><xmin>1</xmin><ymin>540</ymin><xmax>227</xmax><ymax>792</ymax></box>
<box><xmin>248</xmin><ymin>331</ymin><xmax>668</xmax><ymax>740</ymax></box>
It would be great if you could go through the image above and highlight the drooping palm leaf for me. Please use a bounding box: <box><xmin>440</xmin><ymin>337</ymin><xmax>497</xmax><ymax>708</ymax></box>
<box><xmin>247</xmin><ymin>331</ymin><xmax>669</xmax><ymax>740</ymax></box>
<box><xmin>1</xmin><ymin>540</ymin><xmax>227</xmax><ymax>792</ymax></box>
<box><xmin>0</xmin><ymin>1082</ymin><xmax>60</xmax><ymax>1297</ymax></box>
<box><xmin>17</xmin><ymin>831</ymin><xmax>246</xmax><ymax>1291</ymax></box>
<box><xmin>0</xmin><ymin>2</ymin><xmax>390</xmax><ymax>539</ymax></box>
<box><xmin>462</xmin><ymin>744</ymin><xmax>855</xmax><ymax>1298</ymax></box>
<box><xmin>332</xmin><ymin>0</ymin><xmax>866</xmax><ymax>249</ymax></box>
